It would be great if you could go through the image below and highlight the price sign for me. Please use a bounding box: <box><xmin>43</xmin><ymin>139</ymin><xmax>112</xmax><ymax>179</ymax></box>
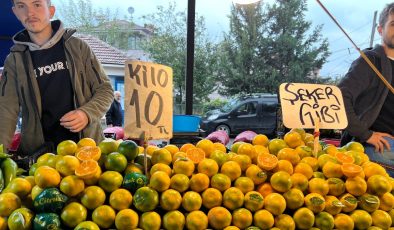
<box><xmin>279</xmin><ymin>83</ymin><xmax>348</xmax><ymax>129</ymax></box>
<box><xmin>124</xmin><ymin>61</ymin><xmax>173</xmax><ymax>139</ymax></box>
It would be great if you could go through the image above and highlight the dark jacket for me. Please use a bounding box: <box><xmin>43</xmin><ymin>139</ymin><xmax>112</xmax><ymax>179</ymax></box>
<box><xmin>106</xmin><ymin>100</ymin><xmax>123</xmax><ymax>126</ymax></box>
<box><xmin>0</xmin><ymin>20</ymin><xmax>114</xmax><ymax>155</ymax></box>
<box><xmin>338</xmin><ymin>45</ymin><xmax>392</xmax><ymax>143</ymax></box>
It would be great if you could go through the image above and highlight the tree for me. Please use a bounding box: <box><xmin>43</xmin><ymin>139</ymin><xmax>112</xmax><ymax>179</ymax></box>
<box><xmin>140</xmin><ymin>2</ymin><xmax>218</xmax><ymax>104</ymax></box>
<box><xmin>218</xmin><ymin>0</ymin><xmax>330</xmax><ymax>95</ymax></box>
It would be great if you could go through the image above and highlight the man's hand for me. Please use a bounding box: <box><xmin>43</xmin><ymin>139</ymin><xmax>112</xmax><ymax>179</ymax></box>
<box><xmin>366</xmin><ymin>132</ymin><xmax>393</xmax><ymax>153</ymax></box>
<box><xmin>60</xmin><ymin>110</ymin><xmax>89</xmax><ymax>133</ymax></box>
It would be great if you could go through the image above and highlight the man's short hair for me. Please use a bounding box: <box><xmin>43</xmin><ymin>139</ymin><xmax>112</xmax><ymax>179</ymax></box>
<box><xmin>379</xmin><ymin>3</ymin><xmax>394</xmax><ymax>27</ymax></box>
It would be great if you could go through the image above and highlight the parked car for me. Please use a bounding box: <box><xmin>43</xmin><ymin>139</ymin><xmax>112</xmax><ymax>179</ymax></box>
<box><xmin>200</xmin><ymin>94</ymin><xmax>280</xmax><ymax>137</ymax></box>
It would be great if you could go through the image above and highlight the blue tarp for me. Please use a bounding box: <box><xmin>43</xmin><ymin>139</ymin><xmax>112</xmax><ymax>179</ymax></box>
<box><xmin>0</xmin><ymin>1</ymin><xmax>23</xmax><ymax>66</ymax></box>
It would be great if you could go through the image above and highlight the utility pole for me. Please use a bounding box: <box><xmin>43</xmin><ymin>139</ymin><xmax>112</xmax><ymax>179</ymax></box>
<box><xmin>370</xmin><ymin>11</ymin><xmax>377</xmax><ymax>48</ymax></box>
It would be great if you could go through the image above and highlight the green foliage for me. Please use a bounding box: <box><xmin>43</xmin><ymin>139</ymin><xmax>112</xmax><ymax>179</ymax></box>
<box><xmin>202</xmin><ymin>98</ymin><xmax>228</xmax><ymax>114</ymax></box>
<box><xmin>218</xmin><ymin>0</ymin><xmax>330</xmax><ymax>95</ymax></box>
<box><xmin>140</xmin><ymin>2</ymin><xmax>219</xmax><ymax>104</ymax></box>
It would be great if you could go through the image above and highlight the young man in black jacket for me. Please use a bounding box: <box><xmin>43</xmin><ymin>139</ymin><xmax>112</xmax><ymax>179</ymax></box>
<box><xmin>106</xmin><ymin>91</ymin><xmax>123</xmax><ymax>127</ymax></box>
<box><xmin>339</xmin><ymin>3</ymin><xmax>394</xmax><ymax>154</ymax></box>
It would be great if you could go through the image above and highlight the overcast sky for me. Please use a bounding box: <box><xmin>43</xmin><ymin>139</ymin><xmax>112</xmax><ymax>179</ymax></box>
<box><xmin>52</xmin><ymin>0</ymin><xmax>389</xmax><ymax>78</ymax></box>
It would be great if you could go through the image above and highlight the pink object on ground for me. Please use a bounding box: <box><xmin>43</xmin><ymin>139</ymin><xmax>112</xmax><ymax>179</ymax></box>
<box><xmin>206</xmin><ymin>130</ymin><xmax>230</xmax><ymax>145</ymax></box>
<box><xmin>233</xmin><ymin>130</ymin><xmax>257</xmax><ymax>143</ymax></box>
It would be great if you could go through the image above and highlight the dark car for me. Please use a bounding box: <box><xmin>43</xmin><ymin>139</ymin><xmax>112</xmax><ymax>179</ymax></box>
<box><xmin>200</xmin><ymin>94</ymin><xmax>279</xmax><ymax>137</ymax></box>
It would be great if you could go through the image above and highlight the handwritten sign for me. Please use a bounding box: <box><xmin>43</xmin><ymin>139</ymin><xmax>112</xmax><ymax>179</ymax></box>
<box><xmin>279</xmin><ymin>83</ymin><xmax>347</xmax><ymax>129</ymax></box>
<box><xmin>124</xmin><ymin>61</ymin><xmax>173</xmax><ymax>139</ymax></box>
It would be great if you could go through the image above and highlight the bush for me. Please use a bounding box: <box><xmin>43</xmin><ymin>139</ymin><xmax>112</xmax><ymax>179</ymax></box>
<box><xmin>202</xmin><ymin>99</ymin><xmax>228</xmax><ymax>114</ymax></box>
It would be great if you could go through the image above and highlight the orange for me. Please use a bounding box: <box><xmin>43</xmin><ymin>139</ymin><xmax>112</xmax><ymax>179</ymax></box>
<box><xmin>76</xmin><ymin>146</ymin><xmax>101</xmax><ymax>161</ymax></box>
<box><xmin>347</xmin><ymin>150</ymin><xmax>366</xmax><ymax>165</ymax></box>
<box><xmin>232</xmin><ymin>154</ymin><xmax>252</xmax><ymax>172</ymax></box>
<box><xmin>317</xmin><ymin>153</ymin><xmax>338</xmax><ymax>170</ymax></box>
<box><xmin>81</xmin><ymin>186</ymin><xmax>106</xmax><ymax>210</ymax></box>
<box><xmin>324</xmin><ymin>195</ymin><xmax>343</xmax><ymax>215</ymax></box>
<box><xmin>270</xmin><ymin>171</ymin><xmax>292</xmax><ymax>193</ymax></box>
<box><xmin>284</xmin><ymin>131</ymin><xmax>303</xmax><ymax>148</ymax></box>
<box><xmin>2</xmin><ymin>177</ymin><xmax>31</xmax><ymax>199</ymax></box>
<box><xmin>202</xmin><ymin>188</ymin><xmax>223</xmax><ymax>209</ymax></box>
<box><xmin>371</xmin><ymin>209</ymin><xmax>392</xmax><ymax>229</ymax></box>
<box><xmin>345</xmin><ymin>141</ymin><xmax>365</xmax><ymax>152</ymax></box>
<box><xmin>244</xmin><ymin>191</ymin><xmax>264</xmax><ymax>212</ymax></box>
<box><xmin>221</xmin><ymin>161</ymin><xmax>242</xmax><ymax>181</ymax></box>
<box><xmin>322</xmin><ymin>161</ymin><xmax>343</xmax><ymax>178</ymax></box>
<box><xmin>290</xmin><ymin>172</ymin><xmax>309</xmax><ymax>191</ymax></box>
<box><xmin>124</xmin><ymin>162</ymin><xmax>144</xmax><ymax>174</ymax></box>
<box><xmin>196</xmin><ymin>139</ymin><xmax>215</xmax><ymax>157</ymax></box>
<box><xmin>182</xmin><ymin>191</ymin><xmax>202</xmax><ymax>212</ymax></box>
<box><xmin>237</xmin><ymin>143</ymin><xmax>258</xmax><ymax>162</ymax></box>
<box><xmin>163</xmin><ymin>144</ymin><xmax>179</xmax><ymax>156</ymax></box>
<box><xmin>172</xmin><ymin>151</ymin><xmax>187</xmax><ymax>164</ymax></box>
<box><xmin>308</xmin><ymin>178</ymin><xmax>329</xmax><ymax>196</ymax></box>
<box><xmin>117</xmin><ymin>140</ymin><xmax>139</xmax><ymax>161</ymax></box>
<box><xmin>59</xmin><ymin>175</ymin><xmax>85</xmax><ymax>197</ymax></box>
<box><xmin>149</xmin><ymin>171</ymin><xmax>171</xmax><ymax>192</ymax></box>
<box><xmin>160</xmin><ymin>189</ymin><xmax>182</xmax><ymax>211</ymax></box>
<box><xmin>293</xmin><ymin>207</ymin><xmax>315</xmax><ymax>229</ymax></box>
<box><xmin>0</xmin><ymin>193</ymin><xmax>21</xmax><ymax>217</ymax></box>
<box><xmin>74</xmin><ymin>221</ymin><xmax>100</xmax><ymax>230</ymax></box>
<box><xmin>300</xmin><ymin>156</ymin><xmax>319</xmax><ymax>171</ymax></box>
<box><xmin>92</xmin><ymin>205</ymin><xmax>116</xmax><ymax>228</ymax></box>
<box><xmin>146</xmin><ymin>145</ymin><xmax>160</xmax><ymax>156</ymax></box>
<box><xmin>0</xmin><ymin>216</ymin><xmax>7</xmax><ymax>230</ymax></box>
<box><xmin>209</xmin><ymin>149</ymin><xmax>229</xmax><ymax>166</ymax></box>
<box><xmin>363</xmin><ymin>162</ymin><xmax>387</xmax><ymax>178</ymax></box>
<box><xmin>272</xmin><ymin>159</ymin><xmax>293</xmax><ymax>174</ymax></box>
<box><xmin>253</xmin><ymin>209</ymin><xmax>274</xmax><ymax>229</ymax></box>
<box><xmin>34</xmin><ymin>165</ymin><xmax>61</xmax><ymax>188</ymax></box>
<box><xmin>98</xmin><ymin>138</ymin><xmax>118</xmax><ymax>155</ymax></box>
<box><xmin>304</xmin><ymin>193</ymin><xmax>325</xmax><ymax>213</ymax></box>
<box><xmin>367</xmin><ymin>174</ymin><xmax>392</xmax><ymax>196</ymax></box>
<box><xmin>256</xmin><ymin>153</ymin><xmax>278</xmax><ymax>171</ymax></box>
<box><xmin>133</xmin><ymin>186</ymin><xmax>159</xmax><ymax>212</ymax></box>
<box><xmin>7</xmin><ymin>208</ymin><xmax>34</xmax><ymax>230</ymax></box>
<box><xmin>170</xmin><ymin>174</ymin><xmax>190</xmax><ymax>193</ymax></box>
<box><xmin>186</xmin><ymin>147</ymin><xmax>205</xmax><ymax>164</ymax></box>
<box><xmin>234</xmin><ymin>176</ymin><xmax>255</xmax><ymax>194</ymax></box>
<box><xmin>324</xmin><ymin>144</ymin><xmax>339</xmax><ymax>156</ymax></box>
<box><xmin>277</xmin><ymin>147</ymin><xmax>300</xmax><ymax>165</ymax></box>
<box><xmin>162</xmin><ymin>211</ymin><xmax>185</xmax><ymax>230</ymax></box>
<box><xmin>274</xmin><ymin>214</ymin><xmax>296</xmax><ymax>230</ymax></box>
<box><xmin>82</xmin><ymin>165</ymin><xmax>101</xmax><ymax>186</ymax></box>
<box><xmin>151</xmin><ymin>148</ymin><xmax>172</xmax><ymax>165</ymax></box>
<box><xmin>254</xmin><ymin>145</ymin><xmax>270</xmax><ymax>156</ymax></box>
<box><xmin>60</xmin><ymin>202</ymin><xmax>87</xmax><ymax>228</ymax></box>
<box><xmin>231</xmin><ymin>141</ymin><xmax>245</xmax><ymax>153</ymax></box>
<box><xmin>98</xmin><ymin>170</ymin><xmax>123</xmax><ymax>193</ymax></box>
<box><xmin>75</xmin><ymin>159</ymin><xmax>99</xmax><ymax>179</ymax></box>
<box><xmin>283</xmin><ymin>188</ymin><xmax>304</xmax><ymax>210</ymax></box>
<box><xmin>109</xmin><ymin>189</ymin><xmax>133</xmax><ymax>211</ymax></box>
<box><xmin>207</xmin><ymin>206</ymin><xmax>232</xmax><ymax>229</ymax></box>
<box><xmin>256</xmin><ymin>182</ymin><xmax>274</xmax><ymax>197</ymax></box>
<box><xmin>179</xmin><ymin>143</ymin><xmax>195</xmax><ymax>153</ymax></box>
<box><xmin>263</xmin><ymin>193</ymin><xmax>286</xmax><ymax>216</ymax></box>
<box><xmin>335</xmin><ymin>152</ymin><xmax>354</xmax><ymax>164</ymax></box>
<box><xmin>358</xmin><ymin>193</ymin><xmax>380</xmax><ymax>212</ymax></box>
<box><xmin>315</xmin><ymin>212</ymin><xmax>334</xmax><ymax>230</ymax></box>
<box><xmin>252</xmin><ymin>134</ymin><xmax>269</xmax><ymax>146</ymax></box>
<box><xmin>185</xmin><ymin>211</ymin><xmax>208</xmax><ymax>230</ymax></box>
<box><xmin>213</xmin><ymin>142</ymin><xmax>227</xmax><ymax>152</ymax></box>
<box><xmin>268</xmin><ymin>138</ymin><xmax>288</xmax><ymax>155</ymax></box>
<box><xmin>139</xmin><ymin>211</ymin><xmax>161</xmax><ymax>230</ymax></box>
<box><xmin>55</xmin><ymin>155</ymin><xmax>80</xmax><ymax>176</ymax></box>
<box><xmin>379</xmin><ymin>192</ymin><xmax>394</xmax><ymax>211</ymax></box>
<box><xmin>327</xmin><ymin>178</ymin><xmax>346</xmax><ymax>196</ymax></box>
<box><xmin>350</xmin><ymin>210</ymin><xmax>372</xmax><ymax>230</ymax></box>
<box><xmin>189</xmin><ymin>173</ymin><xmax>210</xmax><ymax>193</ymax></box>
<box><xmin>295</xmin><ymin>145</ymin><xmax>313</xmax><ymax>159</ymax></box>
<box><xmin>334</xmin><ymin>213</ymin><xmax>354</xmax><ymax>230</ymax></box>
<box><xmin>339</xmin><ymin>193</ymin><xmax>358</xmax><ymax>213</ymax></box>
<box><xmin>294</xmin><ymin>162</ymin><xmax>313</xmax><ymax>179</ymax></box>
<box><xmin>210</xmin><ymin>173</ymin><xmax>232</xmax><ymax>192</ymax></box>
<box><xmin>341</xmin><ymin>163</ymin><xmax>362</xmax><ymax>178</ymax></box>
<box><xmin>77</xmin><ymin>137</ymin><xmax>96</xmax><ymax>148</ymax></box>
<box><xmin>57</xmin><ymin>140</ymin><xmax>78</xmax><ymax>155</ymax></box>
<box><xmin>245</xmin><ymin>164</ymin><xmax>267</xmax><ymax>185</ymax></box>
<box><xmin>173</xmin><ymin>157</ymin><xmax>195</xmax><ymax>177</ymax></box>
<box><xmin>197</xmin><ymin>158</ymin><xmax>219</xmax><ymax>177</ymax></box>
<box><xmin>223</xmin><ymin>187</ymin><xmax>244</xmax><ymax>210</ymax></box>
<box><xmin>232</xmin><ymin>208</ymin><xmax>253</xmax><ymax>229</ymax></box>
<box><xmin>150</xmin><ymin>162</ymin><xmax>172</xmax><ymax>176</ymax></box>
<box><xmin>345</xmin><ymin>176</ymin><xmax>367</xmax><ymax>196</ymax></box>
<box><xmin>36</xmin><ymin>152</ymin><xmax>57</xmax><ymax>167</ymax></box>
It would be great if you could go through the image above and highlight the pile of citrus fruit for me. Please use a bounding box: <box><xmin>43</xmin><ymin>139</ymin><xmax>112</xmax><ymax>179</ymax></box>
<box><xmin>0</xmin><ymin>129</ymin><xmax>394</xmax><ymax>230</ymax></box>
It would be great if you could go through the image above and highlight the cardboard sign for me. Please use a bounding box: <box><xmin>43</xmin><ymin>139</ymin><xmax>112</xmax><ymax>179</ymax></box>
<box><xmin>279</xmin><ymin>83</ymin><xmax>348</xmax><ymax>129</ymax></box>
<box><xmin>124</xmin><ymin>61</ymin><xmax>173</xmax><ymax>139</ymax></box>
